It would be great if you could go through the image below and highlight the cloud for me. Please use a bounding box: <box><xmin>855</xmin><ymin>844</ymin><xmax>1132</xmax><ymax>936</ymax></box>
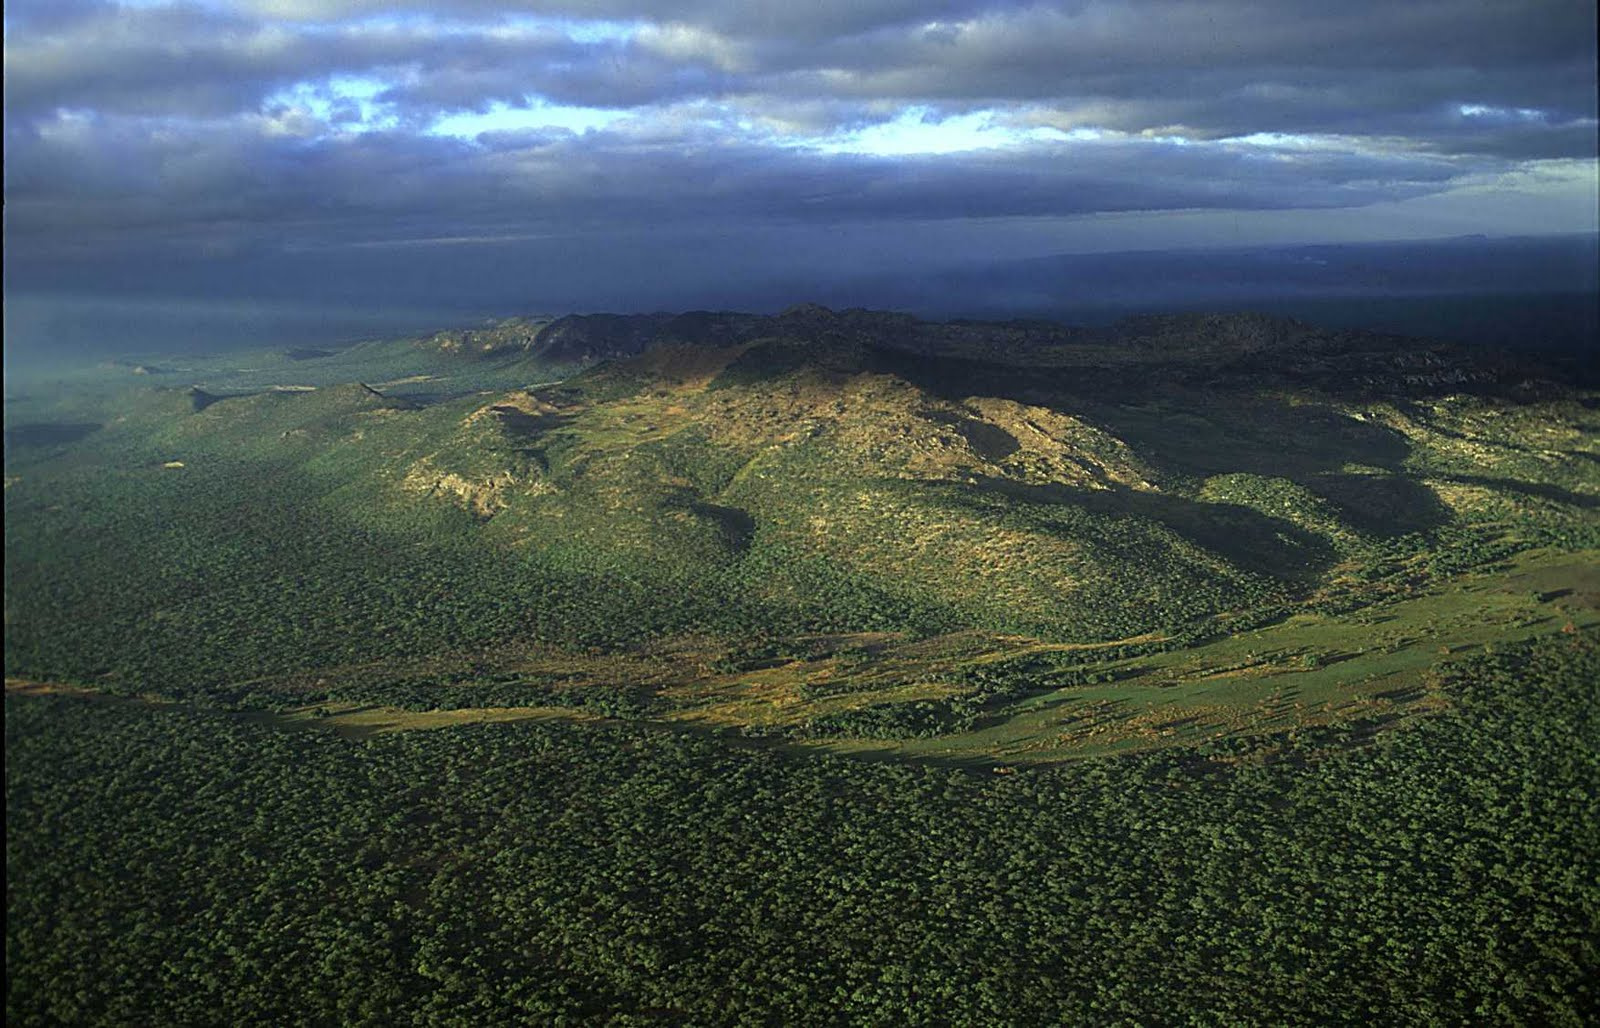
<box><xmin>2</xmin><ymin>0</ymin><xmax>1595</xmax><ymax>334</ymax></box>
<box><xmin>5</xmin><ymin>104</ymin><xmax>1479</xmax><ymax>259</ymax></box>
<box><xmin>9</xmin><ymin>2</ymin><xmax>1594</xmax><ymax>136</ymax></box>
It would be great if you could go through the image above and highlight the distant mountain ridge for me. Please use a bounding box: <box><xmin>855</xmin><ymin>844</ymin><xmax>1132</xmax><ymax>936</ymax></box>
<box><xmin>403</xmin><ymin>305</ymin><xmax>1567</xmax><ymax>401</ymax></box>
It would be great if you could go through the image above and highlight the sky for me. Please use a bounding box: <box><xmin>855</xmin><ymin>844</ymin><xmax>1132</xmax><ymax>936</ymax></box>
<box><xmin>4</xmin><ymin>1</ymin><xmax>1598</xmax><ymax>353</ymax></box>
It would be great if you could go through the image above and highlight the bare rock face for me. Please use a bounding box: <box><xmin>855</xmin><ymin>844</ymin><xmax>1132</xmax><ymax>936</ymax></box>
<box><xmin>422</xmin><ymin>317</ymin><xmax>550</xmax><ymax>358</ymax></box>
<box><xmin>401</xmin><ymin>463</ymin><xmax>533</xmax><ymax>518</ymax></box>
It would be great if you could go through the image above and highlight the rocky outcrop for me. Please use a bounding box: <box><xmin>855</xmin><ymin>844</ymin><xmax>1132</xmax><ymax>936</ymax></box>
<box><xmin>421</xmin><ymin>316</ymin><xmax>552</xmax><ymax>358</ymax></box>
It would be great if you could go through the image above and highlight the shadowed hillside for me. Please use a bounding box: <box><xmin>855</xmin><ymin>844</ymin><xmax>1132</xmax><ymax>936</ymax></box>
<box><xmin>5</xmin><ymin>307</ymin><xmax>1595</xmax><ymax>751</ymax></box>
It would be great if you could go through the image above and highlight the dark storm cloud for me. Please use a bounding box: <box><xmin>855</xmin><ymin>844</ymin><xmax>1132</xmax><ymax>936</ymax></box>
<box><xmin>3</xmin><ymin>0</ymin><xmax>1596</xmax><ymax>336</ymax></box>
<box><xmin>8</xmin><ymin>2</ymin><xmax>1594</xmax><ymax>135</ymax></box>
<box><xmin>2</xmin><ymin>4</ymin><xmax>664</xmax><ymax>119</ymax></box>
<box><xmin>5</xmin><ymin>108</ymin><xmax>1471</xmax><ymax>260</ymax></box>
<box><xmin>224</xmin><ymin>1</ymin><xmax>1001</xmax><ymax>40</ymax></box>
<box><xmin>752</xmin><ymin>1</ymin><xmax>1598</xmax><ymax>152</ymax></box>
<box><xmin>373</xmin><ymin>43</ymin><xmax>733</xmax><ymax>114</ymax></box>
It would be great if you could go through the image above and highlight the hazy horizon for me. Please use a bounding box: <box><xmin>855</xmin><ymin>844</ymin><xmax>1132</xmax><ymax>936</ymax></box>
<box><xmin>5</xmin><ymin>233</ymin><xmax>1596</xmax><ymax>373</ymax></box>
<box><xmin>6</xmin><ymin>1</ymin><xmax>1597</xmax><ymax>364</ymax></box>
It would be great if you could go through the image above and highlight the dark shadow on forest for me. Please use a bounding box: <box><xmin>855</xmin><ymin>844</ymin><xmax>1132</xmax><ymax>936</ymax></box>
<box><xmin>664</xmin><ymin>486</ymin><xmax>757</xmax><ymax>554</ymax></box>
<box><xmin>872</xmin><ymin>348</ymin><xmax>1419</xmax><ymax>482</ymax></box>
<box><xmin>921</xmin><ymin>409</ymin><xmax>1021</xmax><ymax>461</ymax></box>
<box><xmin>1307</xmin><ymin>474</ymin><xmax>1453</xmax><ymax>536</ymax></box>
<box><xmin>489</xmin><ymin>405</ymin><xmax>576</xmax><ymax>437</ymax></box>
<box><xmin>1080</xmin><ymin>398</ymin><xmax>1416</xmax><ymax>480</ymax></box>
<box><xmin>4</xmin><ymin>422</ymin><xmax>102</xmax><ymax>448</ymax></box>
<box><xmin>1440</xmin><ymin>473</ymin><xmax>1599</xmax><ymax>510</ymax></box>
<box><xmin>956</xmin><ymin>476</ymin><xmax>1339</xmax><ymax>582</ymax></box>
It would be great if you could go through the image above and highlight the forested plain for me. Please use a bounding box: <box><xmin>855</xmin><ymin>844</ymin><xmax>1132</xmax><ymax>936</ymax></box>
<box><xmin>6</xmin><ymin>310</ymin><xmax>1599</xmax><ymax>1022</ymax></box>
<box><xmin>7</xmin><ymin>635</ymin><xmax>1597</xmax><ymax>1024</ymax></box>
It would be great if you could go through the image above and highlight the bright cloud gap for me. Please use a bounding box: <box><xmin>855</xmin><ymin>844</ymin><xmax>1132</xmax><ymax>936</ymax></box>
<box><xmin>429</xmin><ymin>101</ymin><xmax>626</xmax><ymax>140</ymax></box>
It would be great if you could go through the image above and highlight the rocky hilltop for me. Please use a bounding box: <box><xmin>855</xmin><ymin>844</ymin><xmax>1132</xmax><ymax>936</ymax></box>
<box><xmin>496</xmin><ymin>305</ymin><xmax>1560</xmax><ymax>401</ymax></box>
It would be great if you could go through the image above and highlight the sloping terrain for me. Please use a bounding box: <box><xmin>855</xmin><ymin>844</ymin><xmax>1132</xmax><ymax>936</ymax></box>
<box><xmin>4</xmin><ymin>308</ymin><xmax>1596</xmax><ymax>757</ymax></box>
<box><xmin>8</xmin><ymin>306</ymin><xmax>1599</xmax><ymax>1025</ymax></box>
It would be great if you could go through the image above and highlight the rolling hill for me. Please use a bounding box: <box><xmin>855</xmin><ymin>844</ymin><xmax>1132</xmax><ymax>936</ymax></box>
<box><xmin>7</xmin><ymin>305</ymin><xmax>1599</xmax><ymax>1024</ymax></box>
<box><xmin>5</xmin><ymin>306</ymin><xmax>1595</xmax><ymax>756</ymax></box>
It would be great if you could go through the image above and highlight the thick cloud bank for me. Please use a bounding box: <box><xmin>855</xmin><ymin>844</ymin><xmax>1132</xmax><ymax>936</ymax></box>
<box><xmin>4</xmin><ymin>1</ymin><xmax>1596</xmax><ymax>345</ymax></box>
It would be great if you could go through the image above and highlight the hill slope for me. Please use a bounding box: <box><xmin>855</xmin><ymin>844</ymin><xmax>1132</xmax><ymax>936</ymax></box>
<box><xmin>4</xmin><ymin>307</ymin><xmax>1596</xmax><ymax>754</ymax></box>
<box><xmin>7</xmin><ymin>304</ymin><xmax>1599</xmax><ymax>1027</ymax></box>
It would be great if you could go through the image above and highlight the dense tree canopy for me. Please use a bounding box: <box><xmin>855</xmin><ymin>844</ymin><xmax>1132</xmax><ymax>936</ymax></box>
<box><xmin>8</xmin><ymin>634</ymin><xmax>1597</xmax><ymax>1024</ymax></box>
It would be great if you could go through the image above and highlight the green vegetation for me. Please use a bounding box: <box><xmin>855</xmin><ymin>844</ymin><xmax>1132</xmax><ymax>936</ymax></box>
<box><xmin>5</xmin><ymin>308</ymin><xmax>1598</xmax><ymax>1020</ymax></box>
<box><xmin>7</xmin><ymin>633</ymin><xmax>1597</xmax><ymax>1024</ymax></box>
